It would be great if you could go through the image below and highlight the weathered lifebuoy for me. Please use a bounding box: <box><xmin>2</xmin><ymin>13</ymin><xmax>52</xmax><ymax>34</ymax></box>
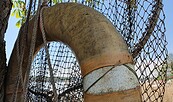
<box><xmin>6</xmin><ymin>3</ymin><xmax>141</xmax><ymax>102</ymax></box>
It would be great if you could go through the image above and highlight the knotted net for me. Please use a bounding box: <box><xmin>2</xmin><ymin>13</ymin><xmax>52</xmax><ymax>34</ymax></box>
<box><xmin>25</xmin><ymin>0</ymin><xmax>167</xmax><ymax>101</ymax></box>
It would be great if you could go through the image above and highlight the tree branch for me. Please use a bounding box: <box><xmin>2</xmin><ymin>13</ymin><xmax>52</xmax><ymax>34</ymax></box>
<box><xmin>0</xmin><ymin>0</ymin><xmax>12</xmax><ymax>101</ymax></box>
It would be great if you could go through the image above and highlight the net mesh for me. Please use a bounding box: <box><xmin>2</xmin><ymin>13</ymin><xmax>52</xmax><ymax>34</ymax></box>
<box><xmin>27</xmin><ymin>0</ymin><xmax>167</xmax><ymax>101</ymax></box>
<box><xmin>28</xmin><ymin>42</ymin><xmax>83</xmax><ymax>101</ymax></box>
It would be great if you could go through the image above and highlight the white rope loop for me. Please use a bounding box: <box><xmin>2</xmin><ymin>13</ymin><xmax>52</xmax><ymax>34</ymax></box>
<box><xmin>40</xmin><ymin>6</ymin><xmax>58</xmax><ymax>101</ymax></box>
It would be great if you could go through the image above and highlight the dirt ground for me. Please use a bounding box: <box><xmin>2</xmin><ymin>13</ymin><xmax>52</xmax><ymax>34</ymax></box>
<box><xmin>163</xmin><ymin>79</ymin><xmax>173</xmax><ymax>102</ymax></box>
<box><xmin>141</xmin><ymin>79</ymin><xmax>173</xmax><ymax>102</ymax></box>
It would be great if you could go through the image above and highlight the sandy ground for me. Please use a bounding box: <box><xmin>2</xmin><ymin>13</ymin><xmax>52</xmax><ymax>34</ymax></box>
<box><xmin>163</xmin><ymin>80</ymin><xmax>173</xmax><ymax>102</ymax></box>
<box><xmin>141</xmin><ymin>79</ymin><xmax>173</xmax><ymax>102</ymax></box>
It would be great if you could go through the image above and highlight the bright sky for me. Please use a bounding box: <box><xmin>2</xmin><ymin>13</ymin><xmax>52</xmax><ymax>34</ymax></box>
<box><xmin>5</xmin><ymin>1</ymin><xmax>173</xmax><ymax>62</ymax></box>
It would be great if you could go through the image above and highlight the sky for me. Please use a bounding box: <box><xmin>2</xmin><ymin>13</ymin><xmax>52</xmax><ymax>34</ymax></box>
<box><xmin>163</xmin><ymin>0</ymin><xmax>173</xmax><ymax>54</ymax></box>
<box><xmin>5</xmin><ymin>1</ymin><xmax>173</xmax><ymax>62</ymax></box>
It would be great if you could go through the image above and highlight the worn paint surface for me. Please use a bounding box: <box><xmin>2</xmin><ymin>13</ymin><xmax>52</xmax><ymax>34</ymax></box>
<box><xmin>84</xmin><ymin>64</ymin><xmax>139</xmax><ymax>94</ymax></box>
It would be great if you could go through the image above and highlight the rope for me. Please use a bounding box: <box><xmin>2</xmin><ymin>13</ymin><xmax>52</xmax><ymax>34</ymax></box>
<box><xmin>23</xmin><ymin>0</ymin><xmax>42</xmax><ymax>100</ymax></box>
<box><xmin>12</xmin><ymin>0</ymin><xmax>54</xmax><ymax>101</ymax></box>
<box><xmin>85</xmin><ymin>65</ymin><xmax>115</xmax><ymax>93</ymax></box>
<box><xmin>85</xmin><ymin>64</ymin><xmax>138</xmax><ymax>93</ymax></box>
<box><xmin>40</xmin><ymin>6</ymin><xmax>58</xmax><ymax>101</ymax></box>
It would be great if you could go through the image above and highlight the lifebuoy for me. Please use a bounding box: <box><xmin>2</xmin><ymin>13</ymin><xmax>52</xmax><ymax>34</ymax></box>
<box><xmin>6</xmin><ymin>3</ymin><xmax>141</xmax><ymax>102</ymax></box>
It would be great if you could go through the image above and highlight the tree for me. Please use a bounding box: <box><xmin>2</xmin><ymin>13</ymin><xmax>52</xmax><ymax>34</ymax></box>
<box><xmin>0</xmin><ymin>0</ymin><xmax>12</xmax><ymax>101</ymax></box>
<box><xmin>168</xmin><ymin>53</ymin><xmax>173</xmax><ymax>63</ymax></box>
<box><xmin>168</xmin><ymin>53</ymin><xmax>173</xmax><ymax>77</ymax></box>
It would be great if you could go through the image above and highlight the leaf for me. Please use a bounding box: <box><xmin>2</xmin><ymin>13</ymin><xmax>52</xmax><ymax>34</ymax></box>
<box><xmin>16</xmin><ymin>1</ymin><xmax>19</xmax><ymax>7</ymax></box>
<box><xmin>12</xmin><ymin>3</ymin><xmax>15</xmax><ymax>8</ymax></box>
<box><xmin>58</xmin><ymin>0</ymin><xmax>62</xmax><ymax>3</ymax></box>
<box><xmin>53</xmin><ymin>0</ymin><xmax>55</xmax><ymax>3</ymax></box>
<box><xmin>97</xmin><ymin>1</ymin><xmax>99</xmax><ymax>6</ymax></box>
<box><xmin>86</xmin><ymin>0</ymin><xmax>92</xmax><ymax>3</ymax></box>
<box><xmin>53</xmin><ymin>0</ymin><xmax>56</xmax><ymax>3</ymax></box>
<box><xmin>21</xmin><ymin>17</ymin><xmax>26</xmax><ymax>24</ymax></box>
<box><xmin>20</xmin><ymin>1</ymin><xmax>25</xmax><ymax>8</ymax></box>
<box><xmin>21</xmin><ymin>10</ymin><xmax>25</xmax><ymax>16</ymax></box>
<box><xmin>11</xmin><ymin>9</ymin><xmax>16</xmax><ymax>16</ymax></box>
<box><xmin>15</xmin><ymin>9</ymin><xmax>20</xmax><ymax>18</ymax></box>
<box><xmin>16</xmin><ymin>20</ymin><xmax>21</xmax><ymax>28</ymax></box>
<box><xmin>12</xmin><ymin>1</ymin><xmax>16</xmax><ymax>8</ymax></box>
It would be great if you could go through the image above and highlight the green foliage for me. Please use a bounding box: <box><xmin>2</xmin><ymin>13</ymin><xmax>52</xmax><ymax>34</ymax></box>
<box><xmin>129</xmin><ymin>0</ymin><xmax>137</xmax><ymax>9</ymax></box>
<box><xmin>86</xmin><ymin>0</ymin><xmax>101</xmax><ymax>8</ymax></box>
<box><xmin>11</xmin><ymin>0</ymin><xmax>26</xmax><ymax>28</ymax></box>
<box><xmin>11</xmin><ymin>0</ymin><xmax>103</xmax><ymax>28</ymax></box>
<box><xmin>168</xmin><ymin>53</ymin><xmax>173</xmax><ymax>77</ymax></box>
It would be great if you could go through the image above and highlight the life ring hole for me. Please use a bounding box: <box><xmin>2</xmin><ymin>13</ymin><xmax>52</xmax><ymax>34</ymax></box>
<box><xmin>28</xmin><ymin>41</ymin><xmax>83</xmax><ymax>101</ymax></box>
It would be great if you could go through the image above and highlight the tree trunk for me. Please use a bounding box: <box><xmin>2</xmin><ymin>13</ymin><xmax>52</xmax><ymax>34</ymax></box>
<box><xmin>0</xmin><ymin>0</ymin><xmax>12</xmax><ymax>101</ymax></box>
